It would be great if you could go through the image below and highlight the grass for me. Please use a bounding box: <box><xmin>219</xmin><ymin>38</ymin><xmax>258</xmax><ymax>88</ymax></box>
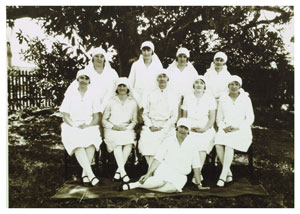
<box><xmin>7</xmin><ymin>107</ymin><xmax>294</xmax><ymax>208</ymax></box>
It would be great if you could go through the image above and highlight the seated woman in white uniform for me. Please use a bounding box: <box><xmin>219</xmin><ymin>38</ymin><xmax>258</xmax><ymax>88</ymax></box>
<box><xmin>66</xmin><ymin>47</ymin><xmax>119</xmax><ymax>113</ymax></box>
<box><xmin>181</xmin><ymin>75</ymin><xmax>216</xmax><ymax>182</ymax></box>
<box><xmin>138</xmin><ymin>69</ymin><xmax>178</xmax><ymax>169</ymax></box>
<box><xmin>120</xmin><ymin>118</ymin><xmax>210</xmax><ymax>192</ymax></box>
<box><xmin>102</xmin><ymin>77</ymin><xmax>138</xmax><ymax>183</ymax></box>
<box><xmin>64</xmin><ymin>48</ymin><xmax>119</xmax><ymax>141</ymax></box>
<box><xmin>214</xmin><ymin>75</ymin><xmax>255</xmax><ymax>187</ymax></box>
<box><xmin>60</xmin><ymin>70</ymin><xmax>102</xmax><ymax>187</ymax></box>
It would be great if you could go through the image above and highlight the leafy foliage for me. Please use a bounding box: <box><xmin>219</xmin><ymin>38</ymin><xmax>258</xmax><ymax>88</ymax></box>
<box><xmin>15</xmin><ymin>32</ymin><xmax>88</xmax><ymax>105</ymax></box>
<box><xmin>7</xmin><ymin>6</ymin><xmax>294</xmax><ymax>109</ymax></box>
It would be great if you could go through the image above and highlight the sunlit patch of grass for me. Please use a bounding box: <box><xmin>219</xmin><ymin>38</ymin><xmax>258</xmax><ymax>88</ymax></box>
<box><xmin>8</xmin><ymin>108</ymin><xmax>294</xmax><ymax>208</ymax></box>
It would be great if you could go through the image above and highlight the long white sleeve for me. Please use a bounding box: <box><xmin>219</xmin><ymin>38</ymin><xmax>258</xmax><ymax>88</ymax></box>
<box><xmin>216</xmin><ymin>100</ymin><xmax>226</xmax><ymax>129</ymax></box>
<box><xmin>128</xmin><ymin>63</ymin><xmax>137</xmax><ymax>89</ymax></box>
<box><xmin>102</xmin><ymin>103</ymin><xmax>114</xmax><ymax>129</ymax></box>
<box><xmin>126</xmin><ymin>103</ymin><xmax>138</xmax><ymax>130</ymax></box>
<box><xmin>241</xmin><ymin>97</ymin><xmax>255</xmax><ymax>128</ymax></box>
<box><xmin>142</xmin><ymin>96</ymin><xmax>153</xmax><ymax>127</ymax></box>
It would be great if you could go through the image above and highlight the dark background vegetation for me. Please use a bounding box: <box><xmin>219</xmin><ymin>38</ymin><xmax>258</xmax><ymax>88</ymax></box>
<box><xmin>7</xmin><ymin>6</ymin><xmax>294</xmax><ymax>110</ymax></box>
<box><xmin>7</xmin><ymin>6</ymin><xmax>294</xmax><ymax>208</ymax></box>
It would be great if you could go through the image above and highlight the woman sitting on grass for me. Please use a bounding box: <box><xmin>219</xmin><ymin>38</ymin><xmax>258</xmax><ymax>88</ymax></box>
<box><xmin>120</xmin><ymin>118</ymin><xmax>210</xmax><ymax>193</ymax></box>
<box><xmin>214</xmin><ymin>75</ymin><xmax>255</xmax><ymax>187</ymax></box>
<box><xmin>102</xmin><ymin>77</ymin><xmax>138</xmax><ymax>183</ymax></box>
<box><xmin>60</xmin><ymin>70</ymin><xmax>102</xmax><ymax>187</ymax></box>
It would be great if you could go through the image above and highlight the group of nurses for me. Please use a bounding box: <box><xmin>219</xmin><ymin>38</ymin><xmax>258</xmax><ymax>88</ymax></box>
<box><xmin>59</xmin><ymin>40</ymin><xmax>255</xmax><ymax>191</ymax></box>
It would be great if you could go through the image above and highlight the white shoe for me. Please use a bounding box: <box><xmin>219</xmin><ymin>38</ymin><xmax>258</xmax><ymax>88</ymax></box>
<box><xmin>226</xmin><ymin>175</ymin><xmax>233</xmax><ymax>183</ymax></box>
<box><xmin>216</xmin><ymin>179</ymin><xmax>225</xmax><ymax>187</ymax></box>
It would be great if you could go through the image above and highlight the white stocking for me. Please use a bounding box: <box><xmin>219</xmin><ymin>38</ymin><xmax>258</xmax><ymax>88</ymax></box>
<box><xmin>74</xmin><ymin>147</ymin><xmax>95</xmax><ymax>181</ymax></box>
<box><xmin>216</xmin><ymin>145</ymin><xmax>232</xmax><ymax>177</ymax></box>
<box><xmin>219</xmin><ymin>146</ymin><xmax>234</xmax><ymax>180</ymax></box>
<box><xmin>113</xmin><ymin>145</ymin><xmax>126</xmax><ymax>176</ymax></box>
<box><xmin>82</xmin><ymin>145</ymin><xmax>96</xmax><ymax>178</ymax></box>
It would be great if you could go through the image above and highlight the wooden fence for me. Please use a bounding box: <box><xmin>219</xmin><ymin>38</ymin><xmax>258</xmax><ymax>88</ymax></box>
<box><xmin>8</xmin><ymin>69</ymin><xmax>54</xmax><ymax>111</ymax></box>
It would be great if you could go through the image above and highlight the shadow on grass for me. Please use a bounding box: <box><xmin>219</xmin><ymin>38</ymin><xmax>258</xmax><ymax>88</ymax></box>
<box><xmin>8</xmin><ymin>107</ymin><xmax>294</xmax><ymax>208</ymax></box>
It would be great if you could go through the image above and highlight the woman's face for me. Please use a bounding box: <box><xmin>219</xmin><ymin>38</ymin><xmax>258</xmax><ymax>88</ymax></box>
<box><xmin>141</xmin><ymin>47</ymin><xmax>153</xmax><ymax>60</ymax></box>
<box><xmin>157</xmin><ymin>73</ymin><xmax>168</xmax><ymax>89</ymax></box>
<box><xmin>77</xmin><ymin>75</ymin><xmax>90</xmax><ymax>86</ymax></box>
<box><xmin>193</xmin><ymin>79</ymin><xmax>205</xmax><ymax>91</ymax></box>
<box><xmin>117</xmin><ymin>84</ymin><xmax>128</xmax><ymax>95</ymax></box>
<box><xmin>228</xmin><ymin>81</ymin><xmax>241</xmax><ymax>93</ymax></box>
<box><xmin>213</xmin><ymin>57</ymin><xmax>225</xmax><ymax>70</ymax></box>
<box><xmin>177</xmin><ymin>125</ymin><xmax>189</xmax><ymax>137</ymax></box>
<box><xmin>93</xmin><ymin>54</ymin><xmax>105</xmax><ymax>66</ymax></box>
<box><xmin>177</xmin><ymin>54</ymin><xmax>188</xmax><ymax>65</ymax></box>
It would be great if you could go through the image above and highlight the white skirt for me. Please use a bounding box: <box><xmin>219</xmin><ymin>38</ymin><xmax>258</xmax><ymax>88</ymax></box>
<box><xmin>61</xmin><ymin>123</ymin><xmax>102</xmax><ymax>156</ymax></box>
<box><xmin>214</xmin><ymin>127</ymin><xmax>253</xmax><ymax>152</ymax></box>
<box><xmin>138</xmin><ymin>127</ymin><xmax>175</xmax><ymax>156</ymax></box>
<box><xmin>154</xmin><ymin>162</ymin><xmax>187</xmax><ymax>192</ymax></box>
<box><xmin>104</xmin><ymin>128</ymin><xmax>136</xmax><ymax>153</ymax></box>
<box><xmin>189</xmin><ymin>128</ymin><xmax>216</xmax><ymax>154</ymax></box>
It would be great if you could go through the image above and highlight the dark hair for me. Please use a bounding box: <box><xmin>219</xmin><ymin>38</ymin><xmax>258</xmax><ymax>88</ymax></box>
<box><xmin>77</xmin><ymin>75</ymin><xmax>91</xmax><ymax>84</ymax></box>
<box><xmin>228</xmin><ymin>81</ymin><xmax>241</xmax><ymax>88</ymax></box>
<box><xmin>175</xmin><ymin>127</ymin><xmax>189</xmax><ymax>134</ymax></box>
<box><xmin>157</xmin><ymin>74</ymin><xmax>169</xmax><ymax>82</ymax></box>
<box><xmin>193</xmin><ymin>79</ymin><xmax>206</xmax><ymax>90</ymax></box>
<box><xmin>175</xmin><ymin>55</ymin><xmax>189</xmax><ymax>62</ymax></box>
<box><xmin>115</xmin><ymin>89</ymin><xmax>130</xmax><ymax>94</ymax></box>
<box><xmin>92</xmin><ymin>56</ymin><xmax>106</xmax><ymax>64</ymax></box>
<box><xmin>141</xmin><ymin>47</ymin><xmax>154</xmax><ymax>55</ymax></box>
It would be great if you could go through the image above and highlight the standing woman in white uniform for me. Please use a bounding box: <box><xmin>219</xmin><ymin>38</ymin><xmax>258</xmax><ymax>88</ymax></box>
<box><xmin>167</xmin><ymin>47</ymin><xmax>198</xmax><ymax>118</ymax></box>
<box><xmin>102</xmin><ymin>77</ymin><xmax>138</xmax><ymax>183</ymax></box>
<box><xmin>204</xmin><ymin>52</ymin><xmax>232</xmax><ymax>102</ymax></box>
<box><xmin>181</xmin><ymin>75</ymin><xmax>216</xmax><ymax>181</ymax></box>
<box><xmin>120</xmin><ymin>118</ymin><xmax>209</xmax><ymax>192</ymax></box>
<box><xmin>60</xmin><ymin>70</ymin><xmax>102</xmax><ymax>187</ymax></box>
<box><xmin>65</xmin><ymin>48</ymin><xmax>119</xmax><ymax>136</ymax></box>
<box><xmin>86</xmin><ymin>47</ymin><xmax>119</xmax><ymax>114</ymax></box>
<box><xmin>138</xmin><ymin>70</ymin><xmax>178</xmax><ymax>169</ymax></box>
<box><xmin>128</xmin><ymin>41</ymin><xmax>163</xmax><ymax>110</ymax></box>
<box><xmin>214</xmin><ymin>75</ymin><xmax>255</xmax><ymax>187</ymax></box>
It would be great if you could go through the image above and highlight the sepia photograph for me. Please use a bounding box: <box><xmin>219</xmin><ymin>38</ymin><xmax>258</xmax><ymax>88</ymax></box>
<box><xmin>5</xmin><ymin>1</ymin><xmax>295</xmax><ymax>209</ymax></box>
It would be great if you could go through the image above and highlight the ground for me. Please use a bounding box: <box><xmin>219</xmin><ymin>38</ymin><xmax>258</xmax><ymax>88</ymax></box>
<box><xmin>7</xmin><ymin>107</ymin><xmax>294</xmax><ymax>208</ymax></box>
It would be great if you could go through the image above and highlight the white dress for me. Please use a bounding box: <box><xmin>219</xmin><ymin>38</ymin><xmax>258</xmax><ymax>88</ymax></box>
<box><xmin>138</xmin><ymin>87</ymin><xmax>178</xmax><ymax>156</ymax></box>
<box><xmin>65</xmin><ymin>63</ymin><xmax>119</xmax><ymax>113</ymax></box>
<box><xmin>60</xmin><ymin>84</ymin><xmax>102</xmax><ymax>156</ymax></box>
<box><xmin>87</xmin><ymin>62</ymin><xmax>119</xmax><ymax>112</ymax></box>
<box><xmin>166</xmin><ymin>61</ymin><xmax>198</xmax><ymax>101</ymax></box>
<box><xmin>214</xmin><ymin>91</ymin><xmax>255</xmax><ymax>152</ymax></box>
<box><xmin>102</xmin><ymin>96</ymin><xmax>138</xmax><ymax>152</ymax></box>
<box><xmin>182</xmin><ymin>92</ymin><xmax>217</xmax><ymax>154</ymax></box>
<box><xmin>154</xmin><ymin>134</ymin><xmax>201</xmax><ymax>192</ymax></box>
<box><xmin>128</xmin><ymin>54</ymin><xmax>163</xmax><ymax>108</ymax></box>
<box><xmin>204</xmin><ymin>62</ymin><xmax>231</xmax><ymax>100</ymax></box>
